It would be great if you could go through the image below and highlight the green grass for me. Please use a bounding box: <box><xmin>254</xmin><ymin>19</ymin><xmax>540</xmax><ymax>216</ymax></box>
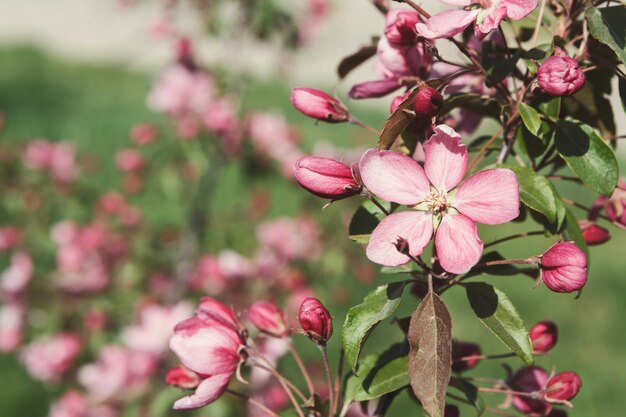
<box><xmin>0</xmin><ymin>45</ymin><xmax>625</xmax><ymax>417</ymax></box>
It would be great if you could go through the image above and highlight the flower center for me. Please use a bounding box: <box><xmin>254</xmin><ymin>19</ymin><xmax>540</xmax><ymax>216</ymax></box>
<box><xmin>424</xmin><ymin>191</ymin><xmax>449</xmax><ymax>214</ymax></box>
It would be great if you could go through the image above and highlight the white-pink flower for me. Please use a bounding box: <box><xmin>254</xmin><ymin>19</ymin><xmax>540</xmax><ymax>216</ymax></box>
<box><xmin>416</xmin><ymin>0</ymin><xmax>537</xmax><ymax>40</ymax></box>
<box><xmin>359</xmin><ymin>125</ymin><xmax>519</xmax><ymax>273</ymax></box>
<box><xmin>20</xmin><ymin>333</ymin><xmax>82</xmax><ymax>382</ymax></box>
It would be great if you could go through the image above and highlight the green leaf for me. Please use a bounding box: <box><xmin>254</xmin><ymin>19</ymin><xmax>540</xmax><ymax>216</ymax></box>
<box><xmin>439</xmin><ymin>93</ymin><xmax>500</xmax><ymax>119</ymax></box>
<box><xmin>343</xmin><ymin>282</ymin><xmax>406</xmax><ymax>372</ymax></box>
<box><xmin>465</xmin><ymin>282</ymin><xmax>534</xmax><ymax>365</ymax></box>
<box><xmin>342</xmin><ymin>354</ymin><xmax>378</xmax><ymax>417</ymax></box>
<box><xmin>619</xmin><ymin>77</ymin><xmax>626</xmax><ymax>114</ymax></box>
<box><xmin>553</xmin><ymin>120</ymin><xmax>618</xmax><ymax>196</ymax></box>
<box><xmin>517</xmin><ymin>103</ymin><xmax>542</xmax><ymax>136</ymax></box>
<box><xmin>498</xmin><ymin>164</ymin><xmax>565</xmax><ymax>231</ymax></box>
<box><xmin>538</xmin><ymin>96</ymin><xmax>561</xmax><ymax>119</ymax></box>
<box><xmin>408</xmin><ymin>291</ymin><xmax>452</xmax><ymax>417</ymax></box>
<box><xmin>355</xmin><ymin>355</ymin><xmax>409</xmax><ymax>401</ymax></box>
<box><xmin>563</xmin><ymin>75</ymin><xmax>616</xmax><ymax>137</ymax></box>
<box><xmin>449</xmin><ymin>377</ymin><xmax>486</xmax><ymax>416</ymax></box>
<box><xmin>516</xmin><ymin>125</ymin><xmax>547</xmax><ymax>161</ymax></box>
<box><xmin>561</xmin><ymin>208</ymin><xmax>590</xmax><ymax>266</ymax></box>
<box><xmin>348</xmin><ymin>200</ymin><xmax>391</xmax><ymax>244</ymax></box>
<box><xmin>586</xmin><ymin>6</ymin><xmax>626</xmax><ymax>66</ymax></box>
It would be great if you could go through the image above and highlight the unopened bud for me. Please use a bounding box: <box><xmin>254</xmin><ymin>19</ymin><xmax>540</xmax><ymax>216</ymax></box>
<box><xmin>537</xmin><ymin>48</ymin><xmax>585</xmax><ymax>97</ymax></box>
<box><xmin>290</xmin><ymin>88</ymin><xmax>350</xmax><ymax>123</ymax></box>
<box><xmin>451</xmin><ymin>341</ymin><xmax>481</xmax><ymax>372</ymax></box>
<box><xmin>529</xmin><ymin>320</ymin><xmax>558</xmax><ymax>353</ymax></box>
<box><xmin>412</xmin><ymin>86</ymin><xmax>443</xmax><ymax>118</ymax></box>
<box><xmin>510</xmin><ymin>366</ymin><xmax>551</xmax><ymax>415</ymax></box>
<box><xmin>293</xmin><ymin>156</ymin><xmax>361</xmax><ymax>200</ymax></box>
<box><xmin>544</xmin><ymin>371</ymin><xmax>582</xmax><ymax>402</ymax></box>
<box><xmin>248</xmin><ymin>300</ymin><xmax>289</xmax><ymax>338</ymax></box>
<box><xmin>578</xmin><ymin>220</ymin><xmax>610</xmax><ymax>246</ymax></box>
<box><xmin>165</xmin><ymin>365</ymin><xmax>201</xmax><ymax>390</ymax></box>
<box><xmin>540</xmin><ymin>242</ymin><xmax>587</xmax><ymax>293</ymax></box>
<box><xmin>298</xmin><ymin>297</ymin><xmax>333</xmax><ymax>344</ymax></box>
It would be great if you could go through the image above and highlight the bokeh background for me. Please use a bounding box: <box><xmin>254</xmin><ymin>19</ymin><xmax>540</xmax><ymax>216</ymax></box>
<box><xmin>0</xmin><ymin>1</ymin><xmax>625</xmax><ymax>416</ymax></box>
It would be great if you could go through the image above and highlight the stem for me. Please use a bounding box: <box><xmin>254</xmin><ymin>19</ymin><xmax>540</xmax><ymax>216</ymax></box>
<box><xmin>547</xmin><ymin>175</ymin><xmax>583</xmax><ymax>183</ymax></box>
<box><xmin>530</xmin><ymin>0</ymin><xmax>547</xmax><ymax>47</ymax></box>
<box><xmin>226</xmin><ymin>389</ymin><xmax>282</xmax><ymax>417</ymax></box>
<box><xmin>364</xmin><ymin>193</ymin><xmax>391</xmax><ymax>215</ymax></box>
<box><xmin>467</xmin><ymin>125</ymin><xmax>506</xmax><ymax>173</ymax></box>
<box><xmin>289</xmin><ymin>344</ymin><xmax>315</xmax><ymax>397</ymax></box>
<box><xmin>320</xmin><ymin>345</ymin><xmax>336</xmax><ymax>416</ymax></box>
<box><xmin>349</xmin><ymin>117</ymin><xmax>381</xmax><ymax>136</ymax></box>
<box><xmin>478</xmin><ymin>387</ymin><xmax>538</xmax><ymax>398</ymax></box>
<box><xmin>484</xmin><ymin>231</ymin><xmax>544</xmax><ymax>248</ymax></box>
<box><xmin>476</xmin><ymin>258</ymin><xmax>539</xmax><ymax>268</ymax></box>
<box><xmin>333</xmin><ymin>349</ymin><xmax>345</xmax><ymax>417</ymax></box>
<box><xmin>561</xmin><ymin>197</ymin><xmax>626</xmax><ymax>231</ymax></box>
<box><xmin>252</xmin><ymin>363</ymin><xmax>308</xmax><ymax>403</ymax></box>
<box><xmin>402</xmin><ymin>0</ymin><xmax>431</xmax><ymax>18</ymax></box>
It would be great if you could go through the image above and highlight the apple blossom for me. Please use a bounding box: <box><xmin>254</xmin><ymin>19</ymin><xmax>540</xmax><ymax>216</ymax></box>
<box><xmin>538</xmin><ymin>48</ymin><xmax>585</xmax><ymax>97</ymax></box>
<box><xmin>510</xmin><ymin>366</ymin><xmax>551</xmax><ymax>415</ymax></box>
<box><xmin>578</xmin><ymin>220</ymin><xmax>610</xmax><ymax>245</ymax></box>
<box><xmin>20</xmin><ymin>333</ymin><xmax>82</xmax><ymax>382</ymax></box>
<box><xmin>529</xmin><ymin>320</ymin><xmax>558</xmax><ymax>353</ymax></box>
<box><xmin>290</xmin><ymin>88</ymin><xmax>350</xmax><ymax>123</ymax></box>
<box><xmin>299</xmin><ymin>297</ymin><xmax>333</xmax><ymax>344</ymax></box>
<box><xmin>545</xmin><ymin>372</ymin><xmax>582</xmax><ymax>402</ymax></box>
<box><xmin>248</xmin><ymin>300</ymin><xmax>289</xmax><ymax>338</ymax></box>
<box><xmin>540</xmin><ymin>242</ymin><xmax>587</xmax><ymax>293</ymax></box>
<box><xmin>413</xmin><ymin>86</ymin><xmax>444</xmax><ymax>118</ymax></box>
<box><xmin>293</xmin><ymin>156</ymin><xmax>361</xmax><ymax>200</ymax></box>
<box><xmin>451</xmin><ymin>341</ymin><xmax>481</xmax><ymax>372</ymax></box>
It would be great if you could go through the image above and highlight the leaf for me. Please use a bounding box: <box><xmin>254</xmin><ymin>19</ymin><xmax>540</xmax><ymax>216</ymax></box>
<box><xmin>356</xmin><ymin>355</ymin><xmax>409</xmax><ymax>401</ymax></box>
<box><xmin>465</xmin><ymin>283</ymin><xmax>534</xmax><ymax>365</ymax></box>
<box><xmin>439</xmin><ymin>93</ymin><xmax>500</xmax><ymax>119</ymax></box>
<box><xmin>343</xmin><ymin>282</ymin><xmax>406</xmax><ymax>372</ymax></box>
<box><xmin>449</xmin><ymin>377</ymin><xmax>486</xmax><ymax>416</ymax></box>
<box><xmin>337</xmin><ymin>37</ymin><xmax>379</xmax><ymax>79</ymax></box>
<box><xmin>563</xmin><ymin>77</ymin><xmax>616</xmax><ymax>137</ymax></box>
<box><xmin>553</xmin><ymin>120</ymin><xmax>618</xmax><ymax>196</ymax></box>
<box><xmin>407</xmin><ymin>291</ymin><xmax>452</xmax><ymax>417</ymax></box>
<box><xmin>586</xmin><ymin>6</ymin><xmax>626</xmax><ymax>66</ymax></box>
<box><xmin>342</xmin><ymin>354</ymin><xmax>378</xmax><ymax>417</ymax></box>
<box><xmin>516</xmin><ymin>125</ymin><xmax>547</xmax><ymax>161</ymax></box>
<box><xmin>517</xmin><ymin>103</ymin><xmax>542</xmax><ymax>136</ymax></box>
<box><xmin>561</xmin><ymin>208</ymin><xmax>590</xmax><ymax>266</ymax></box>
<box><xmin>619</xmin><ymin>76</ymin><xmax>626</xmax><ymax>113</ymax></box>
<box><xmin>377</xmin><ymin>88</ymin><xmax>420</xmax><ymax>150</ymax></box>
<box><xmin>348</xmin><ymin>200</ymin><xmax>392</xmax><ymax>244</ymax></box>
<box><xmin>538</xmin><ymin>96</ymin><xmax>561</xmax><ymax>119</ymax></box>
<box><xmin>498</xmin><ymin>164</ymin><xmax>565</xmax><ymax>231</ymax></box>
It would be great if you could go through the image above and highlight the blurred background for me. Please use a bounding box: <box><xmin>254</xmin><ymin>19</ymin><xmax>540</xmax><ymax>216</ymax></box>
<box><xmin>0</xmin><ymin>1</ymin><xmax>625</xmax><ymax>417</ymax></box>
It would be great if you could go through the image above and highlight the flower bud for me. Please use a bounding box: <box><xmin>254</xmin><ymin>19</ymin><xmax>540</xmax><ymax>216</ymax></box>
<box><xmin>248</xmin><ymin>300</ymin><xmax>289</xmax><ymax>338</ymax></box>
<box><xmin>510</xmin><ymin>366</ymin><xmax>551</xmax><ymax>415</ymax></box>
<box><xmin>293</xmin><ymin>156</ymin><xmax>361</xmax><ymax>200</ymax></box>
<box><xmin>544</xmin><ymin>371</ymin><xmax>582</xmax><ymax>402</ymax></box>
<box><xmin>537</xmin><ymin>48</ymin><xmax>585</xmax><ymax>96</ymax></box>
<box><xmin>412</xmin><ymin>86</ymin><xmax>443</xmax><ymax>118</ymax></box>
<box><xmin>529</xmin><ymin>320</ymin><xmax>558</xmax><ymax>353</ymax></box>
<box><xmin>290</xmin><ymin>88</ymin><xmax>349</xmax><ymax>123</ymax></box>
<box><xmin>540</xmin><ymin>242</ymin><xmax>587</xmax><ymax>293</ymax></box>
<box><xmin>298</xmin><ymin>297</ymin><xmax>333</xmax><ymax>344</ymax></box>
<box><xmin>578</xmin><ymin>220</ymin><xmax>610</xmax><ymax>245</ymax></box>
<box><xmin>165</xmin><ymin>365</ymin><xmax>201</xmax><ymax>390</ymax></box>
<box><xmin>451</xmin><ymin>341</ymin><xmax>481</xmax><ymax>372</ymax></box>
<box><xmin>384</xmin><ymin>9</ymin><xmax>420</xmax><ymax>45</ymax></box>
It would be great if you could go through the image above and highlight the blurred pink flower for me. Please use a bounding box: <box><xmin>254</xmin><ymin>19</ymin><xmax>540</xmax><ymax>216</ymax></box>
<box><xmin>115</xmin><ymin>149</ymin><xmax>145</xmax><ymax>173</ymax></box>
<box><xmin>130</xmin><ymin>123</ymin><xmax>157</xmax><ymax>146</ymax></box>
<box><xmin>0</xmin><ymin>226</ymin><xmax>23</xmax><ymax>252</ymax></box>
<box><xmin>202</xmin><ymin>97</ymin><xmax>239</xmax><ymax>136</ymax></box>
<box><xmin>48</xmin><ymin>390</ymin><xmax>119</xmax><ymax>417</ymax></box>
<box><xmin>256</xmin><ymin>217</ymin><xmax>321</xmax><ymax>262</ymax></box>
<box><xmin>0</xmin><ymin>302</ymin><xmax>24</xmax><ymax>352</ymax></box>
<box><xmin>20</xmin><ymin>333</ymin><xmax>82</xmax><ymax>382</ymax></box>
<box><xmin>1</xmin><ymin>251</ymin><xmax>33</xmax><ymax>295</ymax></box>
<box><xmin>148</xmin><ymin>65</ymin><xmax>215</xmax><ymax>116</ymax></box>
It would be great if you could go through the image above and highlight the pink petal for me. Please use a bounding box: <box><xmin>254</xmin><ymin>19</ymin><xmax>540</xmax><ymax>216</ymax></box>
<box><xmin>475</xmin><ymin>6</ymin><xmax>507</xmax><ymax>37</ymax></box>
<box><xmin>454</xmin><ymin>169</ymin><xmax>519</xmax><ymax>224</ymax></box>
<box><xmin>415</xmin><ymin>9</ymin><xmax>480</xmax><ymax>40</ymax></box>
<box><xmin>440</xmin><ymin>0</ymin><xmax>474</xmax><ymax>5</ymax></box>
<box><xmin>348</xmin><ymin>79</ymin><xmax>401</xmax><ymax>99</ymax></box>
<box><xmin>366</xmin><ymin>211</ymin><xmax>433</xmax><ymax>267</ymax></box>
<box><xmin>435</xmin><ymin>214</ymin><xmax>483</xmax><ymax>274</ymax></box>
<box><xmin>424</xmin><ymin>125</ymin><xmax>468</xmax><ymax>192</ymax></box>
<box><xmin>502</xmin><ymin>0</ymin><xmax>538</xmax><ymax>20</ymax></box>
<box><xmin>173</xmin><ymin>373</ymin><xmax>232</xmax><ymax>410</ymax></box>
<box><xmin>359</xmin><ymin>149</ymin><xmax>430</xmax><ymax>205</ymax></box>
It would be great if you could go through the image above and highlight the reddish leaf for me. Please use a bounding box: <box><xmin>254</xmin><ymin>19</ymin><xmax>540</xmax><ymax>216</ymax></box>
<box><xmin>337</xmin><ymin>37</ymin><xmax>379</xmax><ymax>80</ymax></box>
<box><xmin>407</xmin><ymin>291</ymin><xmax>452</xmax><ymax>417</ymax></box>
<box><xmin>376</xmin><ymin>88</ymin><xmax>419</xmax><ymax>150</ymax></box>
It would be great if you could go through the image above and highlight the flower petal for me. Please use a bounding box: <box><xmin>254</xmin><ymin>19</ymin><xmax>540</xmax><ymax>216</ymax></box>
<box><xmin>435</xmin><ymin>214</ymin><xmax>483</xmax><ymax>274</ymax></box>
<box><xmin>454</xmin><ymin>168</ymin><xmax>519</xmax><ymax>224</ymax></box>
<box><xmin>173</xmin><ymin>373</ymin><xmax>232</xmax><ymax>410</ymax></box>
<box><xmin>348</xmin><ymin>79</ymin><xmax>401</xmax><ymax>99</ymax></box>
<box><xmin>366</xmin><ymin>211</ymin><xmax>433</xmax><ymax>266</ymax></box>
<box><xmin>424</xmin><ymin>124</ymin><xmax>468</xmax><ymax>192</ymax></box>
<box><xmin>502</xmin><ymin>0</ymin><xmax>538</xmax><ymax>20</ymax></box>
<box><xmin>440</xmin><ymin>0</ymin><xmax>475</xmax><ymax>5</ymax></box>
<box><xmin>359</xmin><ymin>149</ymin><xmax>430</xmax><ymax>205</ymax></box>
<box><xmin>475</xmin><ymin>6</ymin><xmax>507</xmax><ymax>37</ymax></box>
<box><xmin>415</xmin><ymin>9</ymin><xmax>480</xmax><ymax>40</ymax></box>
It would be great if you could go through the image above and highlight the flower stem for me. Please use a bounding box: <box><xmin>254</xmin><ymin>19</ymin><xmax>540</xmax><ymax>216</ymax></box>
<box><xmin>349</xmin><ymin>117</ymin><xmax>381</xmax><ymax>136</ymax></box>
<box><xmin>226</xmin><ymin>389</ymin><xmax>282</xmax><ymax>417</ymax></box>
<box><xmin>484</xmin><ymin>231</ymin><xmax>544</xmax><ymax>248</ymax></box>
<box><xmin>289</xmin><ymin>343</ymin><xmax>315</xmax><ymax>397</ymax></box>
<box><xmin>320</xmin><ymin>345</ymin><xmax>336</xmax><ymax>416</ymax></box>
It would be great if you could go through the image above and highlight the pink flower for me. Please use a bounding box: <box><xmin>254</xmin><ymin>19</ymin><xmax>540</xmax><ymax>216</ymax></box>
<box><xmin>544</xmin><ymin>371</ymin><xmax>582</xmax><ymax>402</ymax></box>
<box><xmin>290</xmin><ymin>88</ymin><xmax>350</xmax><ymax>123</ymax></box>
<box><xmin>590</xmin><ymin>177</ymin><xmax>626</xmax><ymax>226</ymax></box>
<box><xmin>48</xmin><ymin>390</ymin><xmax>118</xmax><ymax>417</ymax></box>
<box><xmin>578</xmin><ymin>220</ymin><xmax>610</xmax><ymax>245</ymax></box>
<box><xmin>412</xmin><ymin>86</ymin><xmax>444</xmax><ymax>118</ymax></box>
<box><xmin>0</xmin><ymin>226</ymin><xmax>23</xmax><ymax>252</ymax></box>
<box><xmin>416</xmin><ymin>0</ymin><xmax>537</xmax><ymax>40</ymax></box>
<box><xmin>147</xmin><ymin>65</ymin><xmax>214</xmax><ymax>116</ymax></box>
<box><xmin>385</xmin><ymin>9</ymin><xmax>420</xmax><ymax>45</ymax></box>
<box><xmin>115</xmin><ymin>149</ymin><xmax>145</xmax><ymax>173</ymax></box>
<box><xmin>50</xmin><ymin>142</ymin><xmax>78</xmax><ymax>183</ymax></box>
<box><xmin>510</xmin><ymin>366</ymin><xmax>551</xmax><ymax>415</ymax></box>
<box><xmin>529</xmin><ymin>320</ymin><xmax>558</xmax><ymax>353</ymax></box>
<box><xmin>299</xmin><ymin>297</ymin><xmax>333</xmax><ymax>344</ymax></box>
<box><xmin>169</xmin><ymin>298</ymin><xmax>244</xmax><ymax>410</ymax></box>
<box><xmin>248</xmin><ymin>301</ymin><xmax>289</xmax><ymax>338</ymax></box>
<box><xmin>540</xmin><ymin>242</ymin><xmax>587</xmax><ymax>293</ymax></box>
<box><xmin>0</xmin><ymin>302</ymin><xmax>24</xmax><ymax>352</ymax></box>
<box><xmin>201</xmin><ymin>97</ymin><xmax>240</xmax><ymax>135</ymax></box>
<box><xmin>1</xmin><ymin>251</ymin><xmax>33</xmax><ymax>295</ymax></box>
<box><xmin>20</xmin><ymin>333</ymin><xmax>82</xmax><ymax>382</ymax></box>
<box><xmin>256</xmin><ymin>217</ymin><xmax>321</xmax><ymax>262</ymax></box>
<box><xmin>165</xmin><ymin>365</ymin><xmax>202</xmax><ymax>390</ymax></box>
<box><xmin>130</xmin><ymin>123</ymin><xmax>157</xmax><ymax>146</ymax></box>
<box><xmin>451</xmin><ymin>341</ymin><xmax>481</xmax><ymax>372</ymax></box>
<box><xmin>537</xmin><ymin>48</ymin><xmax>585</xmax><ymax>96</ymax></box>
<box><xmin>24</xmin><ymin>139</ymin><xmax>54</xmax><ymax>169</ymax></box>
<box><xmin>359</xmin><ymin>125</ymin><xmax>519</xmax><ymax>273</ymax></box>
<box><xmin>293</xmin><ymin>156</ymin><xmax>361</xmax><ymax>199</ymax></box>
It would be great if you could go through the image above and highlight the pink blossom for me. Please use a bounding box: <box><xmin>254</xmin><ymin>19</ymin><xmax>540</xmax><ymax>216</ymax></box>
<box><xmin>538</xmin><ymin>48</ymin><xmax>585</xmax><ymax>96</ymax></box>
<box><xmin>115</xmin><ymin>149</ymin><xmax>145</xmax><ymax>173</ymax></box>
<box><xmin>78</xmin><ymin>345</ymin><xmax>157</xmax><ymax>403</ymax></box>
<box><xmin>248</xmin><ymin>301</ymin><xmax>289</xmax><ymax>337</ymax></box>
<box><xmin>290</xmin><ymin>88</ymin><xmax>350</xmax><ymax>123</ymax></box>
<box><xmin>20</xmin><ymin>333</ymin><xmax>82</xmax><ymax>382</ymax></box>
<box><xmin>130</xmin><ymin>123</ymin><xmax>157</xmax><ymax>146</ymax></box>
<box><xmin>202</xmin><ymin>97</ymin><xmax>240</xmax><ymax>135</ymax></box>
<box><xmin>0</xmin><ymin>302</ymin><xmax>24</xmax><ymax>352</ymax></box>
<box><xmin>147</xmin><ymin>65</ymin><xmax>215</xmax><ymax>116</ymax></box>
<box><xmin>451</xmin><ymin>341</ymin><xmax>481</xmax><ymax>372</ymax></box>
<box><xmin>246</xmin><ymin>112</ymin><xmax>303</xmax><ymax>174</ymax></box>
<box><xmin>544</xmin><ymin>372</ymin><xmax>582</xmax><ymax>401</ymax></box>
<box><xmin>1</xmin><ymin>251</ymin><xmax>33</xmax><ymax>295</ymax></box>
<box><xmin>256</xmin><ymin>217</ymin><xmax>321</xmax><ymax>262</ymax></box>
<box><xmin>529</xmin><ymin>320</ymin><xmax>558</xmax><ymax>353</ymax></box>
<box><xmin>169</xmin><ymin>298</ymin><xmax>244</xmax><ymax>410</ymax></box>
<box><xmin>359</xmin><ymin>125</ymin><xmax>519</xmax><ymax>273</ymax></box>
<box><xmin>187</xmin><ymin>255</ymin><xmax>226</xmax><ymax>294</ymax></box>
<box><xmin>416</xmin><ymin>0</ymin><xmax>537</xmax><ymax>40</ymax></box>
<box><xmin>412</xmin><ymin>86</ymin><xmax>444</xmax><ymax>118</ymax></box>
<box><xmin>510</xmin><ymin>366</ymin><xmax>551</xmax><ymax>415</ymax></box>
<box><xmin>217</xmin><ymin>250</ymin><xmax>255</xmax><ymax>280</ymax></box>
<box><xmin>578</xmin><ymin>220</ymin><xmax>610</xmax><ymax>245</ymax></box>
<box><xmin>50</xmin><ymin>142</ymin><xmax>78</xmax><ymax>183</ymax></box>
<box><xmin>384</xmin><ymin>9</ymin><xmax>420</xmax><ymax>45</ymax></box>
<box><xmin>540</xmin><ymin>242</ymin><xmax>587</xmax><ymax>293</ymax></box>
<box><xmin>0</xmin><ymin>226</ymin><xmax>23</xmax><ymax>252</ymax></box>
<box><xmin>48</xmin><ymin>390</ymin><xmax>119</xmax><ymax>417</ymax></box>
<box><xmin>299</xmin><ymin>297</ymin><xmax>333</xmax><ymax>344</ymax></box>
<box><xmin>590</xmin><ymin>177</ymin><xmax>626</xmax><ymax>226</ymax></box>
<box><xmin>122</xmin><ymin>302</ymin><xmax>193</xmax><ymax>355</ymax></box>
<box><xmin>165</xmin><ymin>365</ymin><xmax>201</xmax><ymax>390</ymax></box>
<box><xmin>293</xmin><ymin>156</ymin><xmax>361</xmax><ymax>199</ymax></box>
<box><xmin>24</xmin><ymin>139</ymin><xmax>54</xmax><ymax>169</ymax></box>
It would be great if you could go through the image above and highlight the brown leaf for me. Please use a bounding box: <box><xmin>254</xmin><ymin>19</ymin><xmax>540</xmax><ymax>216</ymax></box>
<box><xmin>337</xmin><ymin>37</ymin><xmax>379</xmax><ymax>80</ymax></box>
<box><xmin>376</xmin><ymin>88</ymin><xmax>419</xmax><ymax>150</ymax></box>
<box><xmin>407</xmin><ymin>291</ymin><xmax>452</xmax><ymax>417</ymax></box>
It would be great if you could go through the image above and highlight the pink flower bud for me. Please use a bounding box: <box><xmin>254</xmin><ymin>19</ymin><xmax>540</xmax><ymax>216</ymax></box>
<box><xmin>348</xmin><ymin>79</ymin><xmax>402</xmax><ymax>99</ymax></box>
<box><xmin>165</xmin><ymin>365</ymin><xmax>201</xmax><ymax>390</ymax></box>
<box><xmin>540</xmin><ymin>242</ymin><xmax>587</xmax><ymax>293</ymax></box>
<box><xmin>298</xmin><ymin>297</ymin><xmax>333</xmax><ymax>344</ymax></box>
<box><xmin>529</xmin><ymin>320</ymin><xmax>558</xmax><ymax>353</ymax></box>
<box><xmin>510</xmin><ymin>366</ymin><xmax>551</xmax><ymax>415</ymax></box>
<box><xmin>384</xmin><ymin>9</ymin><xmax>420</xmax><ymax>45</ymax></box>
<box><xmin>293</xmin><ymin>156</ymin><xmax>361</xmax><ymax>200</ymax></box>
<box><xmin>451</xmin><ymin>341</ymin><xmax>481</xmax><ymax>372</ymax></box>
<box><xmin>115</xmin><ymin>149</ymin><xmax>145</xmax><ymax>173</ymax></box>
<box><xmin>290</xmin><ymin>88</ymin><xmax>349</xmax><ymax>123</ymax></box>
<box><xmin>390</xmin><ymin>90</ymin><xmax>412</xmax><ymax>114</ymax></box>
<box><xmin>544</xmin><ymin>371</ymin><xmax>582</xmax><ymax>401</ymax></box>
<box><xmin>413</xmin><ymin>86</ymin><xmax>443</xmax><ymax>118</ymax></box>
<box><xmin>578</xmin><ymin>220</ymin><xmax>610</xmax><ymax>245</ymax></box>
<box><xmin>249</xmin><ymin>300</ymin><xmax>289</xmax><ymax>338</ymax></box>
<box><xmin>537</xmin><ymin>48</ymin><xmax>585</xmax><ymax>96</ymax></box>
<box><xmin>131</xmin><ymin>123</ymin><xmax>157</xmax><ymax>146</ymax></box>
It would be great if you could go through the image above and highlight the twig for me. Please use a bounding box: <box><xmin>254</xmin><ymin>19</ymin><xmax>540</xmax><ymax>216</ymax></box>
<box><xmin>320</xmin><ymin>345</ymin><xmax>336</xmax><ymax>416</ymax></box>
<box><xmin>530</xmin><ymin>0</ymin><xmax>547</xmax><ymax>47</ymax></box>
<box><xmin>289</xmin><ymin>344</ymin><xmax>315</xmax><ymax>397</ymax></box>
<box><xmin>484</xmin><ymin>231</ymin><xmax>544</xmax><ymax>248</ymax></box>
<box><xmin>226</xmin><ymin>389</ymin><xmax>282</xmax><ymax>417</ymax></box>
